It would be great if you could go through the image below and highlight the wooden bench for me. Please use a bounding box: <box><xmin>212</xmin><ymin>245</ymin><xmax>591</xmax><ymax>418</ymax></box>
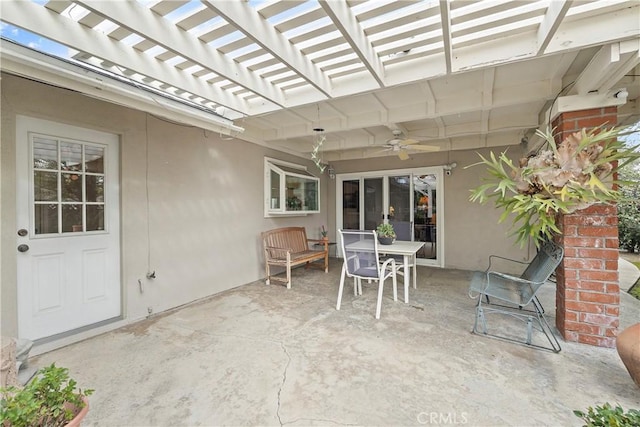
<box><xmin>261</xmin><ymin>227</ymin><xmax>329</xmax><ymax>289</ymax></box>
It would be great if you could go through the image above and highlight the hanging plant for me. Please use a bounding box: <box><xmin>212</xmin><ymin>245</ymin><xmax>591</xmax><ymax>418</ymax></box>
<box><xmin>467</xmin><ymin>126</ymin><xmax>640</xmax><ymax>247</ymax></box>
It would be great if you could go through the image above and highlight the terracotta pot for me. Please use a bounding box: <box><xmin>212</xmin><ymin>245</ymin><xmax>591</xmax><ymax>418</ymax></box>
<box><xmin>65</xmin><ymin>396</ymin><xmax>90</xmax><ymax>427</ymax></box>
<box><xmin>616</xmin><ymin>323</ymin><xmax>640</xmax><ymax>388</ymax></box>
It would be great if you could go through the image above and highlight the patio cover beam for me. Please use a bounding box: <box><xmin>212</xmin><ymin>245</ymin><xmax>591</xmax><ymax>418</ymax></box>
<box><xmin>573</xmin><ymin>42</ymin><xmax>640</xmax><ymax>96</ymax></box>
<box><xmin>202</xmin><ymin>0</ymin><xmax>333</xmax><ymax>99</ymax></box>
<box><xmin>0</xmin><ymin>0</ymin><xmax>251</xmax><ymax>117</ymax></box>
<box><xmin>76</xmin><ymin>0</ymin><xmax>288</xmax><ymax>109</ymax></box>
<box><xmin>439</xmin><ymin>0</ymin><xmax>452</xmax><ymax>74</ymax></box>
<box><xmin>319</xmin><ymin>0</ymin><xmax>385</xmax><ymax>87</ymax></box>
<box><xmin>536</xmin><ymin>0</ymin><xmax>573</xmax><ymax>55</ymax></box>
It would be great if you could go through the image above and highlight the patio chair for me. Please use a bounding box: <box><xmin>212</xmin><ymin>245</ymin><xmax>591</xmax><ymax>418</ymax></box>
<box><xmin>468</xmin><ymin>239</ymin><xmax>564</xmax><ymax>352</ymax></box>
<box><xmin>337</xmin><ymin>229</ymin><xmax>398</xmax><ymax>319</ymax></box>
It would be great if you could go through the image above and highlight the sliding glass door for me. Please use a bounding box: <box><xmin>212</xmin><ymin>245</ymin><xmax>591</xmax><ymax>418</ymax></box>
<box><xmin>336</xmin><ymin>167</ymin><xmax>443</xmax><ymax>267</ymax></box>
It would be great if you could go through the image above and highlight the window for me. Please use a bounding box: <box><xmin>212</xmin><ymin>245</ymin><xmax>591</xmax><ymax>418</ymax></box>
<box><xmin>264</xmin><ymin>158</ymin><xmax>319</xmax><ymax>216</ymax></box>
<box><xmin>32</xmin><ymin>134</ymin><xmax>107</xmax><ymax>235</ymax></box>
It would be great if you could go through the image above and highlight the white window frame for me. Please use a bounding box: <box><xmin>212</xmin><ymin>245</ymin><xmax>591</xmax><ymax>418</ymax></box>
<box><xmin>264</xmin><ymin>157</ymin><xmax>320</xmax><ymax>217</ymax></box>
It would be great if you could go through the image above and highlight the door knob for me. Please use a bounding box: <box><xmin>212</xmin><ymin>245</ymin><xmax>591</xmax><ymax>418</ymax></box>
<box><xmin>17</xmin><ymin>229</ymin><xmax>28</xmax><ymax>237</ymax></box>
<box><xmin>17</xmin><ymin>244</ymin><xmax>29</xmax><ymax>253</ymax></box>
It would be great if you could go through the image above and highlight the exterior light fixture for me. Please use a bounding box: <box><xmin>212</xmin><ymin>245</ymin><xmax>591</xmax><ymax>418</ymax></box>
<box><xmin>614</xmin><ymin>89</ymin><xmax>629</xmax><ymax>99</ymax></box>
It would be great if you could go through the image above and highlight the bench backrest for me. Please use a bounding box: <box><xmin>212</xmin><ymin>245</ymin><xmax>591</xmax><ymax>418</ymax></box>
<box><xmin>520</xmin><ymin>239</ymin><xmax>564</xmax><ymax>284</ymax></box>
<box><xmin>262</xmin><ymin>227</ymin><xmax>310</xmax><ymax>254</ymax></box>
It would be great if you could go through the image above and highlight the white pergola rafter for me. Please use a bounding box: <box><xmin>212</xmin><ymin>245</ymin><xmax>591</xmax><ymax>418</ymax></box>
<box><xmin>536</xmin><ymin>0</ymin><xmax>573</xmax><ymax>55</ymax></box>
<box><xmin>438</xmin><ymin>0</ymin><xmax>452</xmax><ymax>74</ymax></box>
<box><xmin>202</xmin><ymin>0</ymin><xmax>333</xmax><ymax>98</ymax></box>
<box><xmin>1</xmin><ymin>0</ymin><xmax>252</xmax><ymax>116</ymax></box>
<box><xmin>319</xmin><ymin>0</ymin><xmax>386</xmax><ymax>87</ymax></box>
<box><xmin>75</xmin><ymin>0</ymin><xmax>288</xmax><ymax>109</ymax></box>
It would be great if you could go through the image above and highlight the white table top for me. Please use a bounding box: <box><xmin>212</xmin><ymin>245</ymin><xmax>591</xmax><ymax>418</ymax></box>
<box><xmin>376</xmin><ymin>240</ymin><xmax>424</xmax><ymax>255</ymax></box>
<box><xmin>346</xmin><ymin>239</ymin><xmax>424</xmax><ymax>255</ymax></box>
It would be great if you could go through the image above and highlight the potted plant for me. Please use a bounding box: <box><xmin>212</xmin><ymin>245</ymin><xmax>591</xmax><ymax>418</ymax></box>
<box><xmin>376</xmin><ymin>223</ymin><xmax>396</xmax><ymax>245</ymax></box>
<box><xmin>467</xmin><ymin>126</ymin><xmax>640</xmax><ymax>247</ymax></box>
<box><xmin>0</xmin><ymin>363</ymin><xmax>93</xmax><ymax>427</ymax></box>
<box><xmin>574</xmin><ymin>402</ymin><xmax>640</xmax><ymax>426</ymax></box>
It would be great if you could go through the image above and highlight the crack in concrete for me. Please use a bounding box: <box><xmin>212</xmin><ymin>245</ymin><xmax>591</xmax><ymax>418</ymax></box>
<box><xmin>276</xmin><ymin>342</ymin><xmax>291</xmax><ymax>427</ymax></box>
<box><xmin>283</xmin><ymin>417</ymin><xmax>359</xmax><ymax>426</ymax></box>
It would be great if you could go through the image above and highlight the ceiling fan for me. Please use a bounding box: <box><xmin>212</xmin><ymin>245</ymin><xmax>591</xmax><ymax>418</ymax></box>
<box><xmin>381</xmin><ymin>130</ymin><xmax>439</xmax><ymax>160</ymax></box>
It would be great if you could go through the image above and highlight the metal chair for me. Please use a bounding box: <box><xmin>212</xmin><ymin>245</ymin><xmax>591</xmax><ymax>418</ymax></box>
<box><xmin>337</xmin><ymin>229</ymin><xmax>398</xmax><ymax>319</ymax></box>
<box><xmin>468</xmin><ymin>239</ymin><xmax>564</xmax><ymax>352</ymax></box>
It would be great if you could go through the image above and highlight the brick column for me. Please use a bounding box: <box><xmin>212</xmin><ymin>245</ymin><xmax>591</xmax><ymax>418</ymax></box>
<box><xmin>552</xmin><ymin>107</ymin><xmax>620</xmax><ymax>348</ymax></box>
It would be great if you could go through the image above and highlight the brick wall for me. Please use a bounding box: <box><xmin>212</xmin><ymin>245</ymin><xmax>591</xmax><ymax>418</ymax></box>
<box><xmin>552</xmin><ymin>108</ymin><xmax>620</xmax><ymax>348</ymax></box>
<box><xmin>552</xmin><ymin>107</ymin><xmax>618</xmax><ymax>141</ymax></box>
<box><xmin>556</xmin><ymin>205</ymin><xmax>619</xmax><ymax>347</ymax></box>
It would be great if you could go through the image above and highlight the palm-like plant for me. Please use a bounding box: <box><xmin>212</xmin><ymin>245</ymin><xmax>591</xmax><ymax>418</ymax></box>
<box><xmin>468</xmin><ymin>126</ymin><xmax>640</xmax><ymax>247</ymax></box>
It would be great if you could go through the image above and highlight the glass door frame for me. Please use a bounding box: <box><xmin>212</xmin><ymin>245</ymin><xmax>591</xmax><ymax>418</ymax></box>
<box><xmin>335</xmin><ymin>166</ymin><xmax>444</xmax><ymax>268</ymax></box>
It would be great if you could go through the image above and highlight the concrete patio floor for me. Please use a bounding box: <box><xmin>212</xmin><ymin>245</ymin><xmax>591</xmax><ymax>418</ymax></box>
<box><xmin>30</xmin><ymin>258</ymin><xmax>640</xmax><ymax>426</ymax></box>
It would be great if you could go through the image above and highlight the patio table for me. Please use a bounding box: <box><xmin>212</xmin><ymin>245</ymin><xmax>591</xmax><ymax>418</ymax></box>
<box><xmin>345</xmin><ymin>240</ymin><xmax>424</xmax><ymax>304</ymax></box>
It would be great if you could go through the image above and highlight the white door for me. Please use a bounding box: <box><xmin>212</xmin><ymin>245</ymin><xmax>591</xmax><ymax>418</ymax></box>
<box><xmin>16</xmin><ymin>116</ymin><xmax>121</xmax><ymax>341</ymax></box>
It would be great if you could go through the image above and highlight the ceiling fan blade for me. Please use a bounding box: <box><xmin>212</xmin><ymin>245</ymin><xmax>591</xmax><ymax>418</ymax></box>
<box><xmin>406</xmin><ymin>144</ymin><xmax>440</xmax><ymax>152</ymax></box>
<box><xmin>398</xmin><ymin>149</ymin><xmax>410</xmax><ymax>160</ymax></box>
<box><xmin>372</xmin><ymin>147</ymin><xmax>392</xmax><ymax>155</ymax></box>
<box><xmin>402</xmin><ymin>138</ymin><xmax>419</xmax><ymax>145</ymax></box>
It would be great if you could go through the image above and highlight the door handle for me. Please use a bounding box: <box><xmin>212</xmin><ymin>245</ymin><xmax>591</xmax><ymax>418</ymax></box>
<box><xmin>17</xmin><ymin>244</ymin><xmax>29</xmax><ymax>253</ymax></box>
<box><xmin>17</xmin><ymin>229</ymin><xmax>28</xmax><ymax>237</ymax></box>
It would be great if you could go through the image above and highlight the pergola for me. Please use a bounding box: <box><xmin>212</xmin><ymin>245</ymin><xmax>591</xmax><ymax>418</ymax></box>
<box><xmin>2</xmin><ymin>0</ymin><xmax>639</xmax><ymax>161</ymax></box>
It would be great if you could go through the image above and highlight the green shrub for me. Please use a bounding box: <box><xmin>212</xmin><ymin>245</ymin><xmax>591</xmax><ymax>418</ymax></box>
<box><xmin>0</xmin><ymin>363</ymin><xmax>93</xmax><ymax>427</ymax></box>
<box><xmin>618</xmin><ymin>157</ymin><xmax>640</xmax><ymax>253</ymax></box>
<box><xmin>574</xmin><ymin>403</ymin><xmax>640</xmax><ymax>427</ymax></box>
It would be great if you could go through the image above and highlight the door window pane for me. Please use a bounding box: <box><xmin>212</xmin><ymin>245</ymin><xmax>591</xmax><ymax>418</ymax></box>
<box><xmin>414</xmin><ymin>174</ymin><xmax>437</xmax><ymax>259</ymax></box>
<box><xmin>86</xmin><ymin>205</ymin><xmax>105</xmax><ymax>231</ymax></box>
<box><xmin>86</xmin><ymin>175</ymin><xmax>104</xmax><ymax>202</ymax></box>
<box><xmin>35</xmin><ymin>204</ymin><xmax>58</xmax><ymax>234</ymax></box>
<box><xmin>389</xmin><ymin>175</ymin><xmax>411</xmax><ymax>240</ymax></box>
<box><xmin>364</xmin><ymin>178</ymin><xmax>383</xmax><ymax>230</ymax></box>
<box><xmin>61</xmin><ymin>173</ymin><xmax>83</xmax><ymax>202</ymax></box>
<box><xmin>34</xmin><ymin>171</ymin><xmax>58</xmax><ymax>202</ymax></box>
<box><xmin>61</xmin><ymin>142</ymin><xmax>82</xmax><ymax>171</ymax></box>
<box><xmin>33</xmin><ymin>137</ymin><xmax>58</xmax><ymax>170</ymax></box>
<box><xmin>85</xmin><ymin>146</ymin><xmax>104</xmax><ymax>173</ymax></box>
<box><xmin>342</xmin><ymin>180</ymin><xmax>359</xmax><ymax>230</ymax></box>
<box><xmin>62</xmin><ymin>204</ymin><xmax>83</xmax><ymax>233</ymax></box>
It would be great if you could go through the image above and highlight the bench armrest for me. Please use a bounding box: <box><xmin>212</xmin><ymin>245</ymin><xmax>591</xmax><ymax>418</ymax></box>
<box><xmin>264</xmin><ymin>245</ymin><xmax>293</xmax><ymax>259</ymax></box>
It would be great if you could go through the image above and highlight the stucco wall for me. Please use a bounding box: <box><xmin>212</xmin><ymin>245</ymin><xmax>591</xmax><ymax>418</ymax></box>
<box><xmin>0</xmin><ymin>73</ymin><xmax>331</xmax><ymax>339</ymax></box>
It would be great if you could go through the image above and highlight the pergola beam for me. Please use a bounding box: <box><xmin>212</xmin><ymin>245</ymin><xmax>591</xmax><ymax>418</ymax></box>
<box><xmin>202</xmin><ymin>0</ymin><xmax>333</xmax><ymax>98</ymax></box>
<box><xmin>1</xmin><ymin>0</ymin><xmax>251</xmax><ymax>116</ymax></box>
<box><xmin>537</xmin><ymin>0</ymin><xmax>573</xmax><ymax>55</ymax></box>
<box><xmin>319</xmin><ymin>0</ymin><xmax>385</xmax><ymax>87</ymax></box>
<box><xmin>76</xmin><ymin>0</ymin><xmax>287</xmax><ymax>109</ymax></box>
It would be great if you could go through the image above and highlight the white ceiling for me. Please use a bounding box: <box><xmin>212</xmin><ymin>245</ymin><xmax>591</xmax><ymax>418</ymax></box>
<box><xmin>1</xmin><ymin>0</ymin><xmax>639</xmax><ymax>162</ymax></box>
